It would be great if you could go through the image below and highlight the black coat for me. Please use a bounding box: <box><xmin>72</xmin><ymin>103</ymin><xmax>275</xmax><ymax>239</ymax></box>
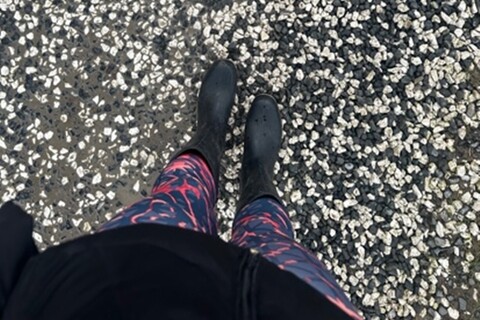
<box><xmin>0</xmin><ymin>202</ymin><xmax>354</xmax><ymax>319</ymax></box>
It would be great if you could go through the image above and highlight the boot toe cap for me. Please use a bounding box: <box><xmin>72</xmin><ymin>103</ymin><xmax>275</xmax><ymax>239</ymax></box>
<box><xmin>199</xmin><ymin>60</ymin><xmax>237</xmax><ymax>108</ymax></box>
<box><xmin>205</xmin><ymin>59</ymin><xmax>237</xmax><ymax>85</ymax></box>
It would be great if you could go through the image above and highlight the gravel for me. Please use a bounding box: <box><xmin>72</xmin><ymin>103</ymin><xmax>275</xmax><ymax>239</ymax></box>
<box><xmin>1</xmin><ymin>0</ymin><xmax>480</xmax><ymax>319</ymax></box>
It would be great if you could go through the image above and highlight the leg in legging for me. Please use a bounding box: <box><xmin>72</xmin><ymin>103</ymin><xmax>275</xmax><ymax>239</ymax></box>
<box><xmin>231</xmin><ymin>197</ymin><xmax>362</xmax><ymax>320</ymax></box>
<box><xmin>99</xmin><ymin>152</ymin><xmax>217</xmax><ymax>235</ymax></box>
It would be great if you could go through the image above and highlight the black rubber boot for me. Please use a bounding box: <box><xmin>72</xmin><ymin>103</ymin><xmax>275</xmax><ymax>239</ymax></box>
<box><xmin>237</xmin><ymin>95</ymin><xmax>283</xmax><ymax>212</ymax></box>
<box><xmin>174</xmin><ymin>60</ymin><xmax>237</xmax><ymax>186</ymax></box>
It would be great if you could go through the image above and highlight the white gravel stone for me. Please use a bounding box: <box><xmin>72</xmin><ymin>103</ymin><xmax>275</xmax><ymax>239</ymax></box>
<box><xmin>103</xmin><ymin>127</ymin><xmax>112</xmax><ymax>136</ymax></box>
<box><xmin>296</xmin><ymin>69</ymin><xmax>305</xmax><ymax>81</ymax></box>
<box><xmin>447</xmin><ymin>307</ymin><xmax>459</xmax><ymax>319</ymax></box>
<box><xmin>76</xmin><ymin>166</ymin><xmax>85</xmax><ymax>178</ymax></box>
<box><xmin>436</xmin><ymin>222</ymin><xmax>445</xmax><ymax>238</ymax></box>
<box><xmin>343</xmin><ymin>199</ymin><xmax>358</xmax><ymax>208</ymax></box>
<box><xmin>92</xmin><ymin>173</ymin><xmax>102</xmax><ymax>185</ymax></box>
<box><xmin>133</xmin><ymin>180</ymin><xmax>140</xmax><ymax>192</ymax></box>
<box><xmin>128</xmin><ymin>127</ymin><xmax>140</xmax><ymax>136</ymax></box>
<box><xmin>0</xmin><ymin>66</ymin><xmax>8</xmax><ymax>76</ymax></box>
<box><xmin>290</xmin><ymin>190</ymin><xmax>302</xmax><ymax>202</ymax></box>
<box><xmin>44</xmin><ymin>131</ymin><xmax>54</xmax><ymax>140</ymax></box>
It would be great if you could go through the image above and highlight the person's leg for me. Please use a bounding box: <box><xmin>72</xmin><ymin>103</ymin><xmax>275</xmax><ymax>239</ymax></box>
<box><xmin>234</xmin><ymin>95</ymin><xmax>362</xmax><ymax>319</ymax></box>
<box><xmin>231</xmin><ymin>197</ymin><xmax>362</xmax><ymax>320</ymax></box>
<box><xmin>99</xmin><ymin>59</ymin><xmax>237</xmax><ymax>235</ymax></box>
<box><xmin>100</xmin><ymin>152</ymin><xmax>217</xmax><ymax>234</ymax></box>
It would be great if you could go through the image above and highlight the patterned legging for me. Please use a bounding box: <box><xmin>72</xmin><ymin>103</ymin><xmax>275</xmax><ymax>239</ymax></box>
<box><xmin>100</xmin><ymin>153</ymin><xmax>362</xmax><ymax>320</ymax></box>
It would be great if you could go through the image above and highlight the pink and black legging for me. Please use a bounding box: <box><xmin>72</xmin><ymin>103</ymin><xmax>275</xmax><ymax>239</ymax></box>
<box><xmin>100</xmin><ymin>153</ymin><xmax>362</xmax><ymax>320</ymax></box>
